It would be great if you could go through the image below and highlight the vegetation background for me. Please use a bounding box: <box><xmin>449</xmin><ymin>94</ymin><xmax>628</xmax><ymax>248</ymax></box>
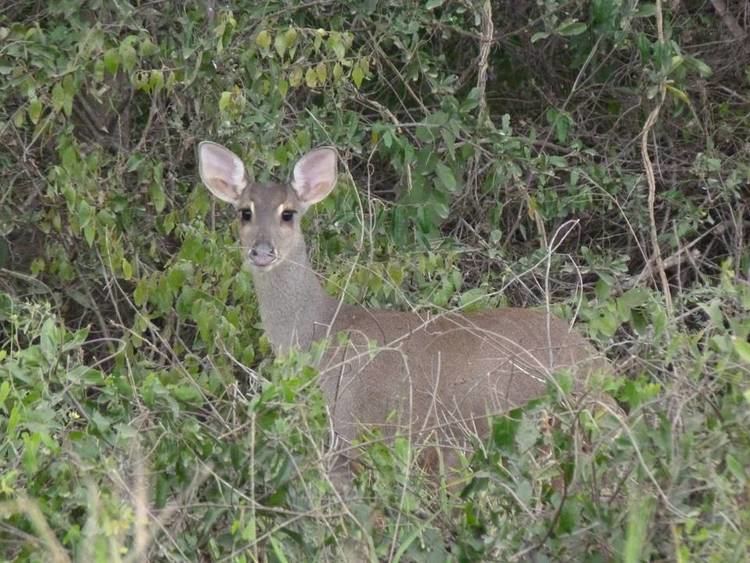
<box><xmin>1</xmin><ymin>0</ymin><xmax>748</xmax><ymax>561</ymax></box>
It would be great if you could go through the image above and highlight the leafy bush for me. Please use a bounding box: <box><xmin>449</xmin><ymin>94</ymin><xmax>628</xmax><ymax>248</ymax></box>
<box><xmin>1</xmin><ymin>1</ymin><xmax>748</xmax><ymax>561</ymax></box>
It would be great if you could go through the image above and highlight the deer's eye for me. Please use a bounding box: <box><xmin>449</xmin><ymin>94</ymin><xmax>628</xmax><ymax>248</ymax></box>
<box><xmin>281</xmin><ymin>209</ymin><xmax>296</xmax><ymax>222</ymax></box>
<box><xmin>239</xmin><ymin>208</ymin><xmax>252</xmax><ymax>222</ymax></box>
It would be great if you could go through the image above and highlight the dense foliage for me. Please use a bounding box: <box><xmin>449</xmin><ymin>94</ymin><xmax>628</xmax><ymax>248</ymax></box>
<box><xmin>1</xmin><ymin>1</ymin><xmax>748</xmax><ymax>561</ymax></box>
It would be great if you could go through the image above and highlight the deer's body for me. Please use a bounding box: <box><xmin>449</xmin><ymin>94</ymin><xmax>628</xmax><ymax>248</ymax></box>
<box><xmin>198</xmin><ymin>142</ymin><xmax>606</xmax><ymax>476</ymax></box>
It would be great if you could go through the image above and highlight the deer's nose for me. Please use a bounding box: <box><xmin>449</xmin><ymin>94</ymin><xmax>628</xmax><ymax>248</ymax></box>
<box><xmin>248</xmin><ymin>242</ymin><xmax>277</xmax><ymax>268</ymax></box>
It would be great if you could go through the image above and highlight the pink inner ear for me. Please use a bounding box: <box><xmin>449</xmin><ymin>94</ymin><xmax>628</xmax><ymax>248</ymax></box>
<box><xmin>212</xmin><ymin>177</ymin><xmax>232</xmax><ymax>192</ymax></box>
<box><xmin>293</xmin><ymin>148</ymin><xmax>337</xmax><ymax>203</ymax></box>
<box><xmin>312</xmin><ymin>181</ymin><xmax>328</xmax><ymax>197</ymax></box>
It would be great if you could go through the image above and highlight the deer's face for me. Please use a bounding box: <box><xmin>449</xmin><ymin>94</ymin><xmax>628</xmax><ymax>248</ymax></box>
<box><xmin>197</xmin><ymin>142</ymin><xmax>338</xmax><ymax>272</ymax></box>
<box><xmin>234</xmin><ymin>181</ymin><xmax>306</xmax><ymax>271</ymax></box>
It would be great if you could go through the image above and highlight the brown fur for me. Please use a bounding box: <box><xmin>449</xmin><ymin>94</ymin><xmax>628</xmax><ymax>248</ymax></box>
<box><xmin>198</xmin><ymin>142</ymin><xmax>609</xmax><ymax>483</ymax></box>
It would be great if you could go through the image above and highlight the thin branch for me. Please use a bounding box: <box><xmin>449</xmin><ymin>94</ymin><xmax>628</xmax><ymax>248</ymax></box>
<box><xmin>640</xmin><ymin>0</ymin><xmax>673</xmax><ymax>315</ymax></box>
<box><xmin>476</xmin><ymin>0</ymin><xmax>494</xmax><ymax>127</ymax></box>
<box><xmin>709</xmin><ymin>0</ymin><xmax>747</xmax><ymax>41</ymax></box>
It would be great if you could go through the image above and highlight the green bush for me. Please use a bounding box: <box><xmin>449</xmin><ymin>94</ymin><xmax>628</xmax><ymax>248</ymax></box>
<box><xmin>1</xmin><ymin>1</ymin><xmax>748</xmax><ymax>561</ymax></box>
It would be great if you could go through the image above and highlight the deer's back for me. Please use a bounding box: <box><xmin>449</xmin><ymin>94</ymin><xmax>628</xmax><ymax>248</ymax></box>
<box><xmin>316</xmin><ymin>305</ymin><xmax>606</xmax><ymax>455</ymax></box>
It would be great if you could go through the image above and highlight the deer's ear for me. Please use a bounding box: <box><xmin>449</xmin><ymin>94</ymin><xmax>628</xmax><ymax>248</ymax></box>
<box><xmin>198</xmin><ymin>142</ymin><xmax>247</xmax><ymax>205</ymax></box>
<box><xmin>292</xmin><ymin>147</ymin><xmax>338</xmax><ymax>205</ymax></box>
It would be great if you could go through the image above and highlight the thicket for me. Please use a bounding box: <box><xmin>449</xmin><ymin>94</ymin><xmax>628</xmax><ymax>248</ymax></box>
<box><xmin>1</xmin><ymin>1</ymin><xmax>748</xmax><ymax>561</ymax></box>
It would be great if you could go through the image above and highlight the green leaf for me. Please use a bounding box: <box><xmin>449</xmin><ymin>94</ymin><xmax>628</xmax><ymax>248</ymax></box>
<box><xmin>531</xmin><ymin>31</ymin><xmax>551</xmax><ymax>43</ymax></box>
<box><xmin>459</xmin><ymin>288</ymin><xmax>488</xmax><ymax>312</ymax></box>
<box><xmin>91</xmin><ymin>409</ymin><xmax>112</xmax><ymax>432</ymax></box>
<box><xmin>278</xmin><ymin>78</ymin><xmax>289</xmax><ymax>97</ymax></box>
<box><xmin>624</xmin><ymin>494</ymin><xmax>654</xmax><ymax>563</ymax></box>
<box><xmin>133</xmin><ymin>278</ymin><xmax>149</xmax><ymax>307</ymax></box>
<box><xmin>149</xmin><ymin>181</ymin><xmax>166</xmax><ymax>213</ymax></box>
<box><xmin>148</xmin><ymin>70</ymin><xmax>164</xmax><ymax>93</ymax></box>
<box><xmin>28</xmin><ymin>98</ymin><xmax>42</xmax><ymax>124</ymax></box>
<box><xmin>269</xmin><ymin>535</ymin><xmax>290</xmax><ymax>563</ymax></box>
<box><xmin>139</xmin><ymin>36</ymin><xmax>159</xmax><ymax>57</ymax></box>
<box><xmin>51</xmin><ymin>83</ymin><xmax>65</xmax><ymax>113</ymax></box>
<box><xmin>119</xmin><ymin>36</ymin><xmax>138</xmax><ymax>72</ymax></box>
<box><xmin>84</xmin><ymin>223</ymin><xmax>96</xmax><ymax>246</ymax></box>
<box><xmin>289</xmin><ymin>67</ymin><xmax>303</xmax><ymax>87</ymax></box>
<box><xmin>103</xmin><ymin>48</ymin><xmax>120</xmax><ymax>75</ymax></box>
<box><xmin>305</xmin><ymin>67</ymin><xmax>317</xmax><ymax>88</ymax></box>
<box><xmin>255</xmin><ymin>30</ymin><xmax>271</xmax><ymax>50</ymax></box>
<box><xmin>7</xmin><ymin>403</ymin><xmax>21</xmax><ymax>435</ymax></box>
<box><xmin>491</xmin><ymin>410</ymin><xmax>521</xmax><ymax>452</ymax></box>
<box><xmin>77</xmin><ymin>199</ymin><xmax>93</xmax><ymax>227</ymax></box>
<box><xmin>725</xmin><ymin>453</ymin><xmax>746</xmax><ymax>482</ymax></box>
<box><xmin>173</xmin><ymin>385</ymin><xmax>202</xmax><ymax>403</ymax></box>
<box><xmin>435</xmin><ymin>161</ymin><xmax>457</xmax><ymax>192</ymax></box>
<box><xmin>0</xmin><ymin>380</ymin><xmax>10</xmax><ymax>409</ymax></box>
<box><xmin>352</xmin><ymin>64</ymin><xmax>364</xmax><ymax>88</ymax></box>
<box><xmin>284</xmin><ymin>28</ymin><xmax>297</xmax><ymax>50</ymax></box>
<box><xmin>426</xmin><ymin>0</ymin><xmax>445</xmax><ymax>9</ymax></box>
<box><xmin>327</xmin><ymin>32</ymin><xmax>345</xmax><ymax>60</ymax></box>
<box><xmin>635</xmin><ymin>3</ymin><xmax>657</xmax><ymax>17</ymax></box>
<box><xmin>687</xmin><ymin>56</ymin><xmax>712</xmax><ymax>78</ymax></box>
<box><xmin>733</xmin><ymin>337</ymin><xmax>750</xmax><ymax>364</ymax></box>
<box><xmin>40</xmin><ymin>318</ymin><xmax>58</xmax><ymax>363</ymax></box>
<box><xmin>274</xmin><ymin>32</ymin><xmax>287</xmax><ymax>58</ymax></box>
<box><xmin>219</xmin><ymin>91</ymin><xmax>232</xmax><ymax>112</ymax></box>
<box><xmin>315</xmin><ymin>62</ymin><xmax>327</xmax><ymax>83</ymax></box>
<box><xmin>121</xmin><ymin>258</ymin><xmax>133</xmax><ymax>281</ymax></box>
<box><xmin>556</xmin><ymin>21</ymin><xmax>588</xmax><ymax>37</ymax></box>
<box><xmin>332</xmin><ymin>62</ymin><xmax>343</xmax><ymax>81</ymax></box>
<box><xmin>666</xmin><ymin>85</ymin><xmax>689</xmax><ymax>104</ymax></box>
<box><xmin>618</xmin><ymin>288</ymin><xmax>650</xmax><ymax>310</ymax></box>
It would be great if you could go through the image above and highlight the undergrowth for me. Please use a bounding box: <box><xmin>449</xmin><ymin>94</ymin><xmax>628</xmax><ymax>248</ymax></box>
<box><xmin>1</xmin><ymin>1</ymin><xmax>749</xmax><ymax>561</ymax></box>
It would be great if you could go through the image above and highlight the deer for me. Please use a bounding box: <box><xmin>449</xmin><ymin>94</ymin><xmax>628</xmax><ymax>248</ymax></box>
<box><xmin>197</xmin><ymin>141</ymin><xmax>610</xmax><ymax>491</ymax></box>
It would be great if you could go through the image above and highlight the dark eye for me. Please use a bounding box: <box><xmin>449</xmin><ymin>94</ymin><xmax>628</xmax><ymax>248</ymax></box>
<box><xmin>281</xmin><ymin>209</ymin><xmax>296</xmax><ymax>222</ymax></box>
<box><xmin>239</xmin><ymin>208</ymin><xmax>252</xmax><ymax>222</ymax></box>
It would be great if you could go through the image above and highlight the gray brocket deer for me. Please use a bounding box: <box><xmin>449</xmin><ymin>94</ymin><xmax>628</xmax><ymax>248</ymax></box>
<box><xmin>197</xmin><ymin>141</ymin><xmax>609</xmax><ymax>489</ymax></box>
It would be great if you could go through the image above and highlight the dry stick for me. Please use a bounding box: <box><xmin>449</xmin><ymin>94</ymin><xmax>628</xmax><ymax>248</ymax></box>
<box><xmin>0</xmin><ymin>496</ymin><xmax>71</xmax><ymax>563</ymax></box>
<box><xmin>465</xmin><ymin>0</ymin><xmax>494</xmax><ymax>205</ymax></box>
<box><xmin>126</xmin><ymin>445</ymin><xmax>149</xmax><ymax>563</ymax></box>
<box><xmin>641</xmin><ymin>0</ymin><xmax>673</xmax><ymax>315</ymax></box>
<box><xmin>709</xmin><ymin>0</ymin><xmax>748</xmax><ymax>41</ymax></box>
<box><xmin>476</xmin><ymin>0</ymin><xmax>494</xmax><ymax>127</ymax></box>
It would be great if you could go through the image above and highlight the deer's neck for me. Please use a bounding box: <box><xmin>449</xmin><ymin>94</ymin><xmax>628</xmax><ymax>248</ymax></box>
<box><xmin>250</xmin><ymin>241</ymin><xmax>338</xmax><ymax>353</ymax></box>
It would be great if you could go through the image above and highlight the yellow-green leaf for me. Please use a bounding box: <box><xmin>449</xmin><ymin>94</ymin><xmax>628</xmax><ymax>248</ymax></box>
<box><xmin>255</xmin><ymin>30</ymin><xmax>271</xmax><ymax>50</ymax></box>
<box><xmin>333</xmin><ymin>62</ymin><xmax>343</xmax><ymax>81</ymax></box>
<box><xmin>327</xmin><ymin>32</ymin><xmax>345</xmax><ymax>60</ymax></box>
<box><xmin>14</xmin><ymin>109</ymin><xmax>25</xmax><ymax>128</ymax></box>
<box><xmin>103</xmin><ymin>48</ymin><xmax>120</xmax><ymax>75</ymax></box>
<box><xmin>284</xmin><ymin>28</ymin><xmax>298</xmax><ymax>49</ymax></box>
<box><xmin>149</xmin><ymin>69</ymin><xmax>164</xmax><ymax>93</ymax></box>
<box><xmin>219</xmin><ymin>91</ymin><xmax>232</xmax><ymax>112</ymax></box>
<box><xmin>352</xmin><ymin>64</ymin><xmax>364</xmax><ymax>88</ymax></box>
<box><xmin>305</xmin><ymin>67</ymin><xmax>317</xmax><ymax>88</ymax></box>
<box><xmin>556</xmin><ymin>20</ymin><xmax>588</xmax><ymax>37</ymax></box>
<box><xmin>51</xmin><ymin>83</ymin><xmax>65</xmax><ymax>113</ymax></box>
<box><xmin>119</xmin><ymin>36</ymin><xmax>138</xmax><ymax>72</ymax></box>
<box><xmin>274</xmin><ymin>33</ymin><xmax>287</xmax><ymax>58</ymax></box>
<box><xmin>122</xmin><ymin>258</ymin><xmax>133</xmax><ymax>281</ymax></box>
<box><xmin>278</xmin><ymin>78</ymin><xmax>289</xmax><ymax>97</ymax></box>
<box><xmin>149</xmin><ymin>181</ymin><xmax>166</xmax><ymax>213</ymax></box>
<box><xmin>733</xmin><ymin>336</ymin><xmax>750</xmax><ymax>364</ymax></box>
<box><xmin>28</xmin><ymin>98</ymin><xmax>42</xmax><ymax>124</ymax></box>
<box><xmin>666</xmin><ymin>85</ymin><xmax>689</xmax><ymax>104</ymax></box>
<box><xmin>289</xmin><ymin>67</ymin><xmax>303</xmax><ymax>87</ymax></box>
